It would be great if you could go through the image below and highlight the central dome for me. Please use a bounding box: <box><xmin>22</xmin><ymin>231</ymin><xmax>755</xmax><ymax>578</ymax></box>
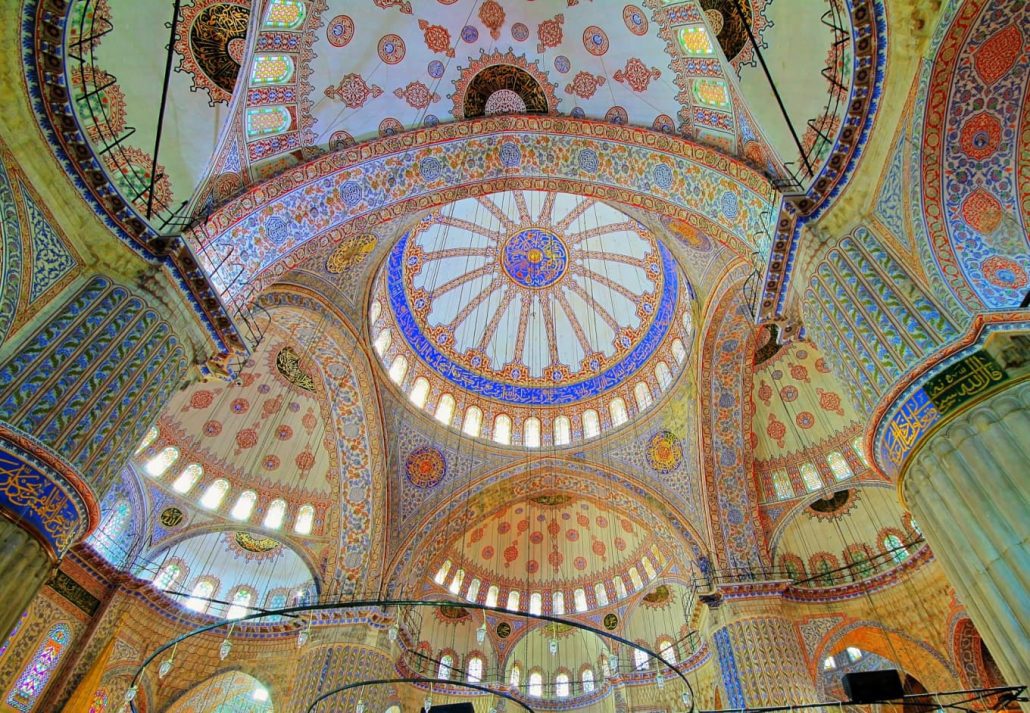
<box><xmin>371</xmin><ymin>191</ymin><xmax>693</xmax><ymax>446</ymax></box>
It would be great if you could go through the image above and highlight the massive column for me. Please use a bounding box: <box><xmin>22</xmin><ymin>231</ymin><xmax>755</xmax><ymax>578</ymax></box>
<box><xmin>701</xmin><ymin>583</ymin><xmax>819</xmax><ymax>709</ymax></box>
<box><xmin>900</xmin><ymin>380</ymin><xmax>1030</xmax><ymax>686</ymax></box>
<box><xmin>0</xmin><ymin>274</ymin><xmax>205</xmax><ymax>639</ymax></box>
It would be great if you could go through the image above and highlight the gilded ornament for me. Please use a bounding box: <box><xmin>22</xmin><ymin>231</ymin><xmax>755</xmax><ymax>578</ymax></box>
<box><xmin>326</xmin><ymin>233</ymin><xmax>377</xmax><ymax>273</ymax></box>
<box><xmin>276</xmin><ymin>346</ymin><xmax>316</xmax><ymax>392</ymax></box>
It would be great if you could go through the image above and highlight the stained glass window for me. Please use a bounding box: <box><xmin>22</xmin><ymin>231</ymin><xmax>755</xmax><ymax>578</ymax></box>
<box><xmin>263</xmin><ymin>0</ymin><xmax>306</xmax><ymax>29</ymax></box>
<box><xmin>582</xmin><ymin>409</ymin><xmax>600</xmax><ymax>439</ymax></box>
<box><xmin>884</xmin><ymin>534</ymin><xmax>909</xmax><ymax>564</ymax></box>
<box><xmin>642</xmin><ymin>556</ymin><xmax>658</xmax><ymax>580</ymax></box>
<box><xmin>438</xmin><ymin>654</ymin><xmax>453</xmax><ymax>680</ymax></box>
<box><xmin>628</xmin><ymin>566</ymin><xmax>643</xmax><ymax>590</ymax></box>
<box><xmin>581</xmin><ymin>669</ymin><xmax>595</xmax><ymax>693</ymax></box>
<box><xmin>552</xmin><ymin>591</ymin><xmax>564</xmax><ymax>615</ymax></box>
<box><xmin>506</xmin><ymin>590</ymin><xmax>520</xmax><ymax>612</ymax></box>
<box><xmin>294</xmin><ymin>504</ymin><xmax>315</xmax><ymax>535</ymax></box>
<box><xmin>467</xmin><ymin>656</ymin><xmax>483</xmax><ymax>684</ymax></box>
<box><xmin>613</xmin><ymin>576</ymin><xmax>627</xmax><ymax>599</ymax></box>
<box><xmin>799</xmin><ymin>463</ymin><xmax>822</xmax><ymax>492</ymax></box>
<box><xmin>154</xmin><ymin>562</ymin><xmax>183</xmax><ymax>589</ymax></box>
<box><xmin>509</xmin><ymin>664</ymin><xmax>521</xmax><ymax>688</ymax></box>
<box><xmin>448</xmin><ymin>568</ymin><xmax>465</xmax><ymax>595</ymax></box>
<box><xmin>634</xmin><ymin>648</ymin><xmax>649</xmax><ymax>671</ymax></box>
<box><xmin>527</xmin><ymin>671</ymin><xmax>543</xmax><ymax>697</ymax></box>
<box><xmin>134</xmin><ymin>425</ymin><xmax>159</xmax><ymax>455</ymax></box>
<box><xmin>846</xmin><ymin>647</ymin><xmax>863</xmax><ymax>662</ymax></box>
<box><xmin>493</xmin><ymin>414</ymin><xmax>512</xmax><ymax>445</ymax></box>
<box><xmin>634</xmin><ymin>382</ymin><xmax>653</xmax><ymax>411</ymax></box>
<box><xmin>230</xmin><ymin>491</ymin><xmax>257</xmax><ymax>520</ymax></box>
<box><xmin>0</xmin><ymin>611</ymin><xmax>26</xmax><ymax>658</ymax></box>
<box><xmin>434</xmin><ymin>560</ymin><xmax>451</xmax><ymax>585</ymax></box>
<box><xmin>373</xmin><ymin>330</ymin><xmax>391</xmax><ymax>357</ymax></box>
<box><xmin>609</xmin><ymin>398</ymin><xmax>628</xmax><ymax>426</ymax></box>
<box><xmin>90</xmin><ymin>498</ymin><xmax>131</xmax><ymax>565</ymax></box>
<box><xmin>186</xmin><ymin>579</ymin><xmax>217</xmax><ymax>613</ymax></box>
<box><xmin>556</xmin><ymin>673</ymin><xmax>570</xmax><ymax>697</ymax></box>
<box><xmin>264</xmin><ymin>499</ymin><xmax>287</xmax><ymax>530</ymax></box>
<box><xmin>827</xmin><ymin>452</ymin><xmax>853</xmax><ymax>480</ymax></box>
<box><xmin>573</xmin><ymin>588</ymin><xmax>587</xmax><ymax>612</ymax></box>
<box><xmin>6</xmin><ymin>623</ymin><xmax>70</xmax><ymax>712</ymax></box>
<box><xmin>144</xmin><ymin>446</ymin><xmax>179</xmax><ymax>477</ymax></box>
<box><xmin>485</xmin><ymin>585</ymin><xmax>499</xmax><ymax>608</ymax></box>
<box><xmin>88</xmin><ymin>687</ymin><xmax>108</xmax><ymax>713</ymax></box>
<box><xmin>529</xmin><ymin>592</ymin><xmax>542</xmax><ymax>616</ymax></box>
<box><xmin>435</xmin><ymin>394</ymin><xmax>455</xmax><ymax>425</ymax></box>
<box><xmin>465</xmin><ymin>578</ymin><xmax>480</xmax><ymax>603</ymax></box>
<box><xmin>227</xmin><ymin>588</ymin><xmax>255</xmax><ymax>619</ymax></box>
<box><xmin>409</xmin><ymin>377</ymin><xmax>430</xmax><ymax>408</ymax></box>
<box><xmin>671</xmin><ymin>339</ymin><xmax>686</xmax><ymax>364</ymax></box>
<box><xmin>388</xmin><ymin>356</ymin><xmax>408</xmax><ymax>385</ymax></box>
<box><xmin>594</xmin><ymin>583</ymin><xmax>608</xmax><ymax>607</ymax></box>
<box><xmin>462</xmin><ymin>406</ymin><xmax>483</xmax><ymax>437</ymax></box>
<box><xmin>172</xmin><ymin>464</ymin><xmax>203</xmax><ymax>494</ymax></box>
<box><xmin>852</xmin><ymin>436</ymin><xmax>869</xmax><ymax>466</ymax></box>
<box><xmin>772</xmin><ymin>470</ymin><xmax>793</xmax><ymax>500</ymax></box>
<box><xmin>199</xmin><ymin>479</ymin><xmax>230</xmax><ymax>509</ymax></box>
<box><xmin>523</xmin><ymin>417</ymin><xmax>540</xmax><ymax>447</ymax></box>
<box><xmin>553</xmin><ymin>416</ymin><xmax>571</xmax><ymax>446</ymax></box>
<box><xmin>655</xmin><ymin>361</ymin><xmax>673</xmax><ymax>391</ymax></box>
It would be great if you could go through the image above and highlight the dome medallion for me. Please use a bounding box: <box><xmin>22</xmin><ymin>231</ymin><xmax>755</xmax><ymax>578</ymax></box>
<box><xmin>501</xmin><ymin>228</ymin><xmax>569</xmax><ymax>288</ymax></box>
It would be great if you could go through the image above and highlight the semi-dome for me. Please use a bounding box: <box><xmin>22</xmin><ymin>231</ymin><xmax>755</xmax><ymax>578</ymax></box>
<box><xmin>371</xmin><ymin>190</ymin><xmax>693</xmax><ymax>446</ymax></box>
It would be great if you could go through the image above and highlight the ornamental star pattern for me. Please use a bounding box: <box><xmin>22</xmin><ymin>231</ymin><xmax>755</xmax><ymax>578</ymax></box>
<box><xmin>614</xmin><ymin>58</ymin><xmax>661</xmax><ymax>93</ymax></box>
<box><xmin>324</xmin><ymin>73</ymin><xmax>384</xmax><ymax>109</ymax></box>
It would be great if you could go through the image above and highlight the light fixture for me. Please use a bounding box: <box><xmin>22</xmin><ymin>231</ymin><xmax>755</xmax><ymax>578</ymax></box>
<box><xmin>356</xmin><ymin>699</ymin><xmax>366</xmax><ymax>713</ymax></box>
<box><xmin>388</xmin><ymin>624</ymin><xmax>399</xmax><ymax>642</ymax></box>
<box><xmin>477</xmin><ymin>620</ymin><xmax>487</xmax><ymax>644</ymax></box>
<box><xmin>609</xmin><ymin>654</ymin><xmax>619</xmax><ymax>675</ymax></box>
<box><xmin>682</xmin><ymin>691</ymin><xmax>692</xmax><ymax>708</ymax></box>
<box><xmin>656</xmin><ymin>672</ymin><xmax>665</xmax><ymax>689</ymax></box>
<box><xmin>124</xmin><ymin>685</ymin><xmax>138</xmax><ymax>702</ymax></box>
<box><xmin>549</xmin><ymin>638</ymin><xmax>558</xmax><ymax>656</ymax></box>
<box><xmin>158</xmin><ymin>657</ymin><xmax>173</xmax><ymax>679</ymax></box>
<box><xmin>219</xmin><ymin>637</ymin><xmax>233</xmax><ymax>660</ymax></box>
<box><xmin>423</xmin><ymin>695</ymin><xmax>432</xmax><ymax>713</ymax></box>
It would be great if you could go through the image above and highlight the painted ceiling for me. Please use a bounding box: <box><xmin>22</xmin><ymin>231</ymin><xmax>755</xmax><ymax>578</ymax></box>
<box><xmin>372</xmin><ymin>191</ymin><xmax>691</xmax><ymax>408</ymax></box>
<box><xmin>438</xmin><ymin>493</ymin><xmax>666</xmax><ymax>598</ymax></box>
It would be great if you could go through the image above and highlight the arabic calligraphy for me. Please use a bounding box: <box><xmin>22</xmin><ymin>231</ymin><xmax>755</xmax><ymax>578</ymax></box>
<box><xmin>0</xmin><ymin>449</ymin><xmax>83</xmax><ymax>555</ymax></box>
<box><xmin>924</xmin><ymin>351</ymin><xmax>1007</xmax><ymax>415</ymax></box>
<box><xmin>883</xmin><ymin>389</ymin><xmax>940</xmax><ymax>469</ymax></box>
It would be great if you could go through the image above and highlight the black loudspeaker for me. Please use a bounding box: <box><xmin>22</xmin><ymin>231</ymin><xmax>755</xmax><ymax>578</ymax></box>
<box><xmin>842</xmin><ymin>670</ymin><xmax>904</xmax><ymax>703</ymax></box>
<box><xmin>432</xmin><ymin>704</ymin><xmax>475</xmax><ymax>713</ymax></box>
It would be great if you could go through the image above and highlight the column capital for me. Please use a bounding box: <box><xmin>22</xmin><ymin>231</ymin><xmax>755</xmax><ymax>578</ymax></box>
<box><xmin>869</xmin><ymin>316</ymin><xmax>1029</xmax><ymax>482</ymax></box>
<box><xmin>0</xmin><ymin>425</ymin><xmax>98</xmax><ymax>559</ymax></box>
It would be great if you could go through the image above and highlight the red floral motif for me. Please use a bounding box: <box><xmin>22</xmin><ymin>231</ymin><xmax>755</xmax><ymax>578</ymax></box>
<box><xmin>503</xmin><ymin>544</ymin><xmax>518</xmax><ymax>565</ymax></box>
<box><xmin>780</xmin><ymin>385</ymin><xmax>798</xmax><ymax>402</ymax></box>
<box><xmin>262</xmin><ymin>395</ymin><xmax>282</xmax><ymax>418</ymax></box>
<box><xmin>959</xmin><ymin>112</ymin><xmax>1002</xmax><ymax>160</ymax></box>
<box><xmin>566</xmin><ymin>529</ymin><xmax>579</xmax><ymax>541</ymax></box>
<box><xmin>419</xmin><ymin>19</ymin><xmax>455</xmax><ymax>57</ymax></box>
<box><xmin>373</xmin><ymin>0</ymin><xmax>411</xmax><ymax>13</ymax></box>
<box><xmin>548</xmin><ymin>550</ymin><xmax>563</xmax><ymax>568</ymax></box>
<box><xmin>517</xmin><ymin>518</ymin><xmax>530</xmax><ymax>533</ymax></box>
<box><xmin>295</xmin><ymin>450</ymin><xmax>314</xmax><ymax>471</ymax></box>
<box><xmin>576</xmin><ymin>513</ymin><xmax>589</xmax><ymax>527</ymax></box>
<box><xmin>236</xmin><ymin>427</ymin><xmax>258</xmax><ymax>450</ymax></box>
<box><xmin>302</xmin><ymin>411</ymin><xmax>317</xmax><ymax>432</ymax></box>
<box><xmin>498</xmin><ymin>521</ymin><xmax>511</xmax><ymax>534</ymax></box>
<box><xmin>530</xmin><ymin>531</ymin><xmax>543</xmax><ymax>544</ymax></box>
<box><xmin>961</xmin><ymin>189</ymin><xmax>1003</xmax><ymax>233</ymax></box>
<box><xmin>394</xmin><ymin>81</ymin><xmax>440</xmax><ymax>110</ymax></box>
<box><xmin>973</xmin><ymin>25</ymin><xmax>1022</xmax><ymax>85</ymax></box>
<box><xmin>324</xmin><ymin>73</ymin><xmax>383</xmax><ymax>108</ymax></box>
<box><xmin>379</xmin><ymin>118</ymin><xmax>403</xmax><ymax>137</ymax></box>
<box><xmin>981</xmin><ymin>255</ymin><xmax>1028</xmax><ymax>289</ymax></box>
<box><xmin>620</xmin><ymin>518</ymin><xmax>634</xmax><ymax>533</ymax></box>
<box><xmin>326</xmin><ymin>15</ymin><xmax>354</xmax><ymax>47</ymax></box>
<box><xmin>536</xmin><ymin>13</ymin><xmax>564</xmax><ymax>53</ymax></box>
<box><xmin>231</xmin><ymin>398</ymin><xmax>249</xmax><ymax>414</ymax></box>
<box><xmin>527</xmin><ymin>559</ymin><xmax>539</xmax><ymax>574</ymax></box>
<box><xmin>614</xmin><ymin>537</ymin><xmax>626</xmax><ymax>551</ymax></box>
<box><xmin>795</xmin><ymin>411</ymin><xmax>815</xmax><ymax>429</ymax></box>
<box><xmin>596</xmin><ymin>516</ymin><xmax>608</xmax><ymax>528</ymax></box>
<box><xmin>582</xmin><ymin>26</ymin><xmax>609</xmax><ymax>56</ymax></box>
<box><xmin>470</xmin><ymin>527</ymin><xmax>484</xmax><ymax>543</ymax></box>
<box><xmin>613</xmin><ymin>58</ymin><xmax>660</xmax><ymax>92</ymax></box>
<box><xmin>789</xmin><ymin>363</ymin><xmax>809</xmax><ymax>383</ymax></box>
<box><xmin>565</xmin><ymin>72</ymin><xmax>606</xmax><ymax>99</ymax></box>
<box><xmin>189</xmin><ymin>390</ymin><xmax>213</xmax><ymax>410</ymax></box>
<box><xmin>757</xmin><ymin>380</ymin><xmax>772</xmax><ymax>406</ymax></box>
<box><xmin>479</xmin><ymin>1</ymin><xmax>505</xmax><ymax>40</ymax></box>
<box><xmin>817</xmin><ymin>387</ymin><xmax>845</xmax><ymax>416</ymax></box>
<box><xmin>377</xmin><ymin>34</ymin><xmax>406</xmax><ymax>65</ymax></box>
<box><xmin>203</xmin><ymin>419</ymin><xmax>222</xmax><ymax>436</ymax></box>
<box><xmin>623</xmin><ymin>5</ymin><xmax>648</xmax><ymax>35</ymax></box>
<box><xmin>481</xmin><ymin>545</ymin><xmax>494</xmax><ymax>560</ymax></box>
<box><xmin>815</xmin><ymin>357</ymin><xmax>831</xmax><ymax>373</ymax></box>
<box><xmin>766</xmin><ymin>413</ymin><xmax>786</xmax><ymax>447</ymax></box>
<box><xmin>574</xmin><ymin>556</ymin><xmax>588</xmax><ymax>570</ymax></box>
<box><xmin>276</xmin><ymin>424</ymin><xmax>293</xmax><ymax>441</ymax></box>
<box><xmin>592</xmin><ymin>540</ymin><xmax>606</xmax><ymax>558</ymax></box>
<box><xmin>262</xmin><ymin>454</ymin><xmax>280</xmax><ymax>471</ymax></box>
<box><xmin>547</xmin><ymin>520</ymin><xmax>560</xmax><ymax>537</ymax></box>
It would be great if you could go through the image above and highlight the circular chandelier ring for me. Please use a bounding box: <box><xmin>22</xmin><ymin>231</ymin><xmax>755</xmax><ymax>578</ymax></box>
<box><xmin>128</xmin><ymin>598</ymin><xmax>694</xmax><ymax>712</ymax></box>
<box><xmin>305</xmin><ymin>677</ymin><xmax>534</xmax><ymax>713</ymax></box>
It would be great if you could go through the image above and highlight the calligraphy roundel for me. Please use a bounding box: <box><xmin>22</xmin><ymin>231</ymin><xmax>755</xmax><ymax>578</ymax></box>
<box><xmin>501</xmin><ymin>229</ymin><xmax>569</xmax><ymax>288</ymax></box>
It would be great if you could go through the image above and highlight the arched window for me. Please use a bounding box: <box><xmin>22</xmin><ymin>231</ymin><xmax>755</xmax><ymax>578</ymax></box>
<box><xmin>144</xmin><ymin>446</ymin><xmax>179</xmax><ymax>477</ymax></box>
<box><xmin>573</xmin><ymin>588</ymin><xmax>587</xmax><ymax>612</ymax></box>
<box><xmin>91</xmin><ymin>498</ymin><xmax>131</xmax><ymax>564</ymax></box>
<box><xmin>671</xmin><ymin>338</ymin><xmax>686</xmax><ymax>364</ymax></box>
<box><xmin>827</xmin><ymin>452</ymin><xmax>853</xmax><ymax>480</ymax></box>
<box><xmin>634</xmin><ymin>648</ymin><xmax>649</xmax><ymax>671</ymax></box>
<box><xmin>389</xmin><ymin>356</ymin><xmax>408</xmax><ymax>385</ymax></box>
<box><xmin>493</xmin><ymin>414</ymin><xmax>512</xmax><ymax>445</ymax></box>
<box><xmin>373</xmin><ymin>329</ymin><xmax>392</xmax><ymax>357</ymax></box>
<box><xmin>448</xmin><ymin>568</ymin><xmax>465</xmax><ymax>595</ymax></box>
<box><xmin>613</xmin><ymin>576</ymin><xmax>627</xmax><ymax>599</ymax></box>
<box><xmin>263</xmin><ymin>0</ymin><xmax>306</xmax><ymax>29</ymax></box>
<box><xmin>556</xmin><ymin>673</ymin><xmax>570</xmax><ymax>698</ymax></box>
<box><xmin>771</xmin><ymin>470</ymin><xmax>793</xmax><ymax>500</ymax></box>
<box><xmin>527</xmin><ymin>671</ymin><xmax>543</xmax><ymax>698</ymax></box>
<box><xmin>485</xmin><ymin>585</ymin><xmax>499</xmax><ymax>608</ymax></box>
<box><xmin>852</xmin><ymin>436</ymin><xmax>869</xmax><ymax>466</ymax></box>
<box><xmin>553</xmin><ymin>416</ymin><xmax>571</xmax><ymax>446</ymax></box>
<box><xmin>153</xmin><ymin>562</ymin><xmax>183</xmax><ymax>590</ymax></box>
<box><xmin>582</xmin><ymin>409</ymin><xmax>600</xmax><ymax>439</ymax></box>
<box><xmin>883</xmin><ymin>534</ymin><xmax>909</xmax><ymax>564</ymax></box>
<box><xmin>655</xmin><ymin>361</ymin><xmax>673</xmax><ymax>390</ymax></box>
<box><xmin>227</xmin><ymin>587</ymin><xmax>255</xmax><ymax>619</ymax></box>
<box><xmin>466</xmin><ymin>578</ymin><xmax>480</xmax><ymax>603</ymax></box>
<box><xmin>89</xmin><ymin>687</ymin><xmax>109</xmax><ymax>712</ymax></box>
<box><xmin>438</xmin><ymin>654</ymin><xmax>453</xmax><ymax>680</ymax></box>
<box><xmin>369</xmin><ymin>300</ymin><xmax>382</xmax><ymax>324</ymax></box>
<box><xmin>659</xmin><ymin>639</ymin><xmax>677</xmax><ymax>665</ymax></box>
<box><xmin>552</xmin><ymin>591</ymin><xmax>565</xmax><ymax>615</ymax></box>
<box><xmin>294</xmin><ymin>504</ymin><xmax>315</xmax><ymax>535</ymax></box>
<box><xmin>435</xmin><ymin>393</ymin><xmax>455</xmax><ymax>424</ymax></box>
<box><xmin>409</xmin><ymin>377</ymin><xmax>431</xmax><ymax>408</ymax></box>
<box><xmin>634</xmin><ymin>382</ymin><xmax>653</xmax><ymax>411</ymax></box>
<box><xmin>506</xmin><ymin>590</ymin><xmax>520</xmax><ymax>612</ymax></box>
<box><xmin>642</xmin><ymin>557</ymin><xmax>657</xmax><ymax>581</ymax></box>
<box><xmin>467</xmin><ymin>656</ymin><xmax>483</xmax><ymax>683</ymax></box>
<box><xmin>264</xmin><ymin>499</ymin><xmax>287</xmax><ymax>529</ymax></box>
<box><xmin>509</xmin><ymin>663</ymin><xmax>521</xmax><ymax>688</ymax></box>
<box><xmin>185</xmin><ymin>579</ymin><xmax>217</xmax><ymax>612</ymax></box>
<box><xmin>135</xmin><ymin>425</ymin><xmax>159</xmax><ymax>454</ymax></box>
<box><xmin>6</xmin><ymin>623</ymin><xmax>69</xmax><ymax>711</ymax></box>
<box><xmin>529</xmin><ymin>592</ymin><xmax>542</xmax><ymax>616</ymax></box>
<box><xmin>581</xmin><ymin>668</ymin><xmax>595</xmax><ymax>693</ymax></box>
<box><xmin>462</xmin><ymin>406</ymin><xmax>483</xmax><ymax>437</ymax></box>
<box><xmin>799</xmin><ymin>464</ymin><xmax>822</xmax><ymax>492</ymax></box>
<box><xmin>230</xmin><ymin>490</ymin><xmax>257</xmax><ymax>520</ymax></box>
<box><xmin>609</xmin><ymin>398</ymin><xmax>628</xmax><ymax>426</ymax></box>
<box><xmin>250</xmin><ymin>55</ymin><xmax>295</xmax><ymax>85</ymax></box>
<box><xmin>823</xmin><ymin>656</ymin><xmax>837</xmax><ymax>671</ymax></box>
<box><xmin>594</xmin><ymin>583</ymin><xmax>608</xmax><ymax>607</ymax></box>
<box><xmin>601</xmin><ymin>656</ymin><xmax>611</xmax><ymax>679</ymax></box>
<box><xmin>682</xmin><ymin>309</ymin><xmax>693</xmax><ymax>333</ymax></box>
<box><xmin>523</xmin><ymin>417</ymin><xmax>540</xmax><ymax>447</ymax></box>
<box><xmin>846</xmin><ymin>647</ymin><xmax>863</xmax><ymax>662</ymax></box>
<box><xmin>200</xmin><ymin>479</ymin><xmax>230</xmax><ymax>509</ymax></box>
<box><xmin>628</xmin><ymin>567</ymin><xmax>643</xmax><ymax>591</ymax></box>
<box><xmin>172</xmin><ymin>463</ymin><xmax>203</xmax><ymax>494</ymax></box>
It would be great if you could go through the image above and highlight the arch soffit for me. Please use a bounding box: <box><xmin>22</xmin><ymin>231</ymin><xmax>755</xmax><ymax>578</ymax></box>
<box><xmin>767</xmin><ymin>480</ymin><xmax>896</xmax><ymax>554</ymax></box>
<box><xmin>253</xmin><ymin>289</ymin><xmax>390</xmax><ymax>589</ymax></box>
<box><xmin>163</xmin><ymin>669</ymin><xmax>273</xmax><ymax>713</ymax></box>
<box><xmin>192</xmin><ymin>117</ymin><xmax>779</xmax><ymax>300</ymax></box>
<box><xmin>386</xmin><ymin>458</ymin><xmax>711</xmax><ymax>590</ymax></box>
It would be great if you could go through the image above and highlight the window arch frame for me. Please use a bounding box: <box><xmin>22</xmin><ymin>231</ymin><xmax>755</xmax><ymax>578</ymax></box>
<box><xmin>6</xmin><ymin>622</ymin><xmax>71</xmax><ymax>712</ymax></box>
